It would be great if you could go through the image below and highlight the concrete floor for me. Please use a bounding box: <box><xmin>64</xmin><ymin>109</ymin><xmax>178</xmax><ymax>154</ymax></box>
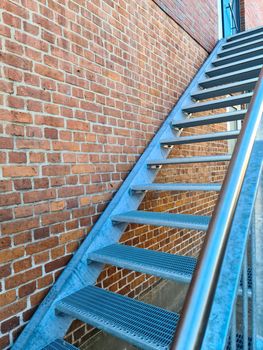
<box><xmin>81</xmin><ymin>280</ymin><xmax>188</xmax><ymax>350</ymax></box>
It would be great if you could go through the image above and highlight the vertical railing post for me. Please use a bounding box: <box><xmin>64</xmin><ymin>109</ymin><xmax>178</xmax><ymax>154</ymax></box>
<box><xmin>251</xmin><ymin>212</ymin><xmax>257</xmax><ymax>349</ymax></box>
<box><xmin>242</xmin><ymin>248</ymin><xmax>248</xmax><ymax>350</ymax></box>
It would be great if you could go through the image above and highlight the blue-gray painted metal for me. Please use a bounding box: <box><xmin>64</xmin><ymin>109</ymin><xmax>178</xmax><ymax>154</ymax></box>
<box><xmin>42</xmin><ymin>340</ymin><xmax>78</xmax><ymax>350</ymax></box>
<box><xmin>242</xmin><ymin>249</ymin><xmax>248</xmax><ymax>350</ymax></box>
<box><xmin>131</xmin><ymin>183</ymin><xmax>221</xmax><ymax>192</ymax></box>
<box><xmin>199</xmin><ymin>65</ymin><xmax>262</xmax><ymax>88</ymax></box>
<box><xmin>183</xmin><ymin>92</ymin><xmax>252</xmax><ymax>114</ymax></box>
<box><xmin>200</xmin><ymin>110</ymin><xmax>263</xmax><ymax>348</ymax></box>
<box><xmin>223</xmin><ymin>32</ymin><xmax>263</xmax><ymax>49</ymax></box>
<box><xmin>231</xmin><ymin>305</ymin><xmax>237</xmax><ymax>350</ymax></box>
<box><xmin>88</xmin><ymin>244</ymin><xmax>197</xmax><ymax>283</ymax></box>
<box><xmin>227</xmin><ymin>25</ymin><xmax>263</xmax><ymax>42</ymax></box>
<box><xmin>172</xmin><ymin>67</ymin><xmax>263</xmax><ymax>349</ymax></box>
<box><xmin>161</xmin><ymin>130</ymin><xmax>239</xmax><ymax>146</ymax></box>
<box><xmin>111</xmin><ymin>210</ymin><xmax>210</xmax><ymax>231</ymax></box>
<box><xmin>56</xmin><ymin>286</ymin><xmax>179</xmax><ymax>350</ymax></box>
<box><xmin>206</xmin><ymin>56</ymin><xmax>263</xmax><ymax>77</ymax></box>
<box><xmin>172</xmin><ymin>110</ymin><xmax>247</xmax><ymax>128</ymax></box>
<box><xmin>226</xmin><ymin>334</ymin><xmax>252</xmax><ymax>350</ymax></box>
<box><xmin>251</xmin><ymin>210</ymin><xmax>257</xmax><ymax>349</ymax></box>
<box><xmin>191</xmin><ymin>79</ymin><xmax>257</xmax><ymax>100</ymax></box>
<box><xmin>218</xmin><ymin>38</ymin><xmax>263</xmax><ymax>57</ymax></box>
<box><xmin>147</xmin><ymin>154</ymin><xmax>231</xmax><ymax>167</ymax></box>
<box><xmin>213</xmin><ymin>47</ymin><xmax>263</xmax><ymax>67</ymax></box>
<box><xmin>12</xmin><ymin>34</ymin><xmax>225</xmax><ymax>350</ymax></box>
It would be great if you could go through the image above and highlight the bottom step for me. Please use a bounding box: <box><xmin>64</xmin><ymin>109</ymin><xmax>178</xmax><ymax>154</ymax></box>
<box><xmin>43</xmin><ymin>339</ymin><xmax>78</xmax><ymax>350</ymax></box>
<box><xmin>56</xmin><ymin>286</ymin><xmax>179</xmax><ymax>350</ymax></box>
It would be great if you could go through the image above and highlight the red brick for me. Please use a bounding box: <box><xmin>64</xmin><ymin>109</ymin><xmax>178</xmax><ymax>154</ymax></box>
<box><xmin>42</xmin><ymin>165</ymin><xmax>70</xmax><ymax>176</ymax></box>
<box><xmin>26</xmin><ymin>237</ymin><xmax>58</xmax><ymax>255</ymax></box>
<box><xmin>0</xmin><ymin>209</ymin><xmax>13</xmax><ymax>222</ymax></box>
<box><xmin>0</xmin><ymin>247</ymin><xmax>24</xmax><ymax>264</ymax></box>
<box><xmin>44</xmin><ymin>128</ymin><xmax>58</xmax><ymax>139</ymax></box>
<box><xmin>23</xmin><ymin>189</ymin><xmax>56</xmax><ymax>203</ymax></box>
<box><xmin>0</xmin><ymin>137</ymin><xmax>13</xmax><ymax>149</ymax></box>
<box><xmin>5</xmin><ymin>267</ymin><xmax>42</xmax><ymax>290</ymax></box>
<box><xmin>1</xmin><ymin>218</ymin><xmax>39</xmax><ymax>235</ymax></box>
<box><xmin>0</xmin><ymin>52</ymin><xmax>31</xmax><ymax>70</ymax></box>
<box><xmin>9</xmin><ymin>152</ymin><xmax>27</xmax><ymax>163</ymax></box>
<box><xmin>14</xmin><ymin>179</ymin><xmax>32</xmax><ymax>190</ymax></box>
<box><xmin>0</xmin><ymin>192</ymin><xmax>21</xmax><ymax>206</ymax></box>
<box><xmin>0</xmin><ymin>290</ymin><xmax>16</xmax><ymax>308</ymax></box>
<box><xmin>1</xmin><ymin>316</ymin><xmax>19</xmax><ymax>334</ymax></box>
<box><xmin>2</xmin><ymin>166</ymin><xmax>38</xmax><ymax>177</ymax></box>
<box><xmin>45</xmin><ymin>255</ymin><xmax>72</xmax><ymax>273</ymax></box>
<box><xmin>0</xmin><ymin>110</ymin><xmax>32</xmax><ymax>124</ymax></box>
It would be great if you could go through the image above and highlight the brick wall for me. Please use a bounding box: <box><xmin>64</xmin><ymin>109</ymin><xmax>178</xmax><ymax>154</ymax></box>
<box><xmin>0</xmin><ymin>0</ymin><xmax>226</xmax><ymax>349</ymax></box>
<box><xmin>153</xmin><ymin>0</ymin><xmax>218</xmax><ymax>52</ymax></box>
<box><xmin>240</xmin><ymin>0</ymin><xmax>263</xmax><ymax>30</ymax></box>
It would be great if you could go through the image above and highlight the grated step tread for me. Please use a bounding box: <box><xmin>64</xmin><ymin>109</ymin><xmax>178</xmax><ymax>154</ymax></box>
<box><xmin>199</xmin><ymin>65</ymin><xmax>262</xmax><ymax>89</ymax></box>
<box><xmin>111</xmin><ymin>210</ymin><xmax>210</xmax><ymax>231</ymax></box>
<box><xmin>161</xmin><ymin>130</ymin><xmax>239</xmax><ymax>146</ymax></box>
<box><xmin>42</xmin><ymin>340</ymin><xmax>78</xmax><ymax>350</ymax></box>
<box><xmin>89</xmin><ymin>244</ymin><xmax>197</xmax><ymax>283</ymax></box>
<box><xmin>206</xmin><ymin>55</ymin><xmax>263</xmax><ymax>77</ymax></box>
<box><xmin>147</xmin><ymin>154</ymin><xmax>232</xmax><ymax>166</ymax></box>
<box><xmin>192</xmin><ymin>78</ymin><xmax>257</xmax><ymax>100</ymax></box>
<box><xmin>218</xmin><ymin>38</ymin><xmax>263</xmax><ymax>58</ymax></box>
<box><xmin>56</xmin><ymin>286</ymin><xmax>179</xmax><ymax>350</ymax></box>
<box><xmin>213</xmin><ymin>46</ymin><xmax>263</xmax><ymax>66</ymax></box>
<box><xmin>183</xmin><ymin>93</ymin><xmax>252</xmax><ymax>114</ymax></box>
<box><xmin>131</xmin><ymin>183</ymin><xmax>221</xmax><ymax>192</ymax></box>
<box><xmin>172</xmin><ymin>110</ymin><xmax>247</xmax><ymax>128</ymax></box>
<box><xmin>227</xmin><ymin>26</ymin><xmax>263</xmax><ymax>42</ymax></box>
<box><xmin>223</xmin><ymin>31</ymin><xmax>263</xmax><ymax>49</ymax></box>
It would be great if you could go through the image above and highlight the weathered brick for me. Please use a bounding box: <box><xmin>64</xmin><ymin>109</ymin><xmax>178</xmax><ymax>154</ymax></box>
<box><xmin>0</xmin><ymin>247</ymin><xmax>24</xmax><ymax>264</ymax></box>
<box><xmin>2</xmin><ymin>166</ymin><xmax>38</xmax><ymax>177</ymax></box>
<box><xmin>23</xmin><ymin>189</ymin><xmax>56</xmax><ymax>203</ymax></box>
<box><xmin>1</xmin><ymin>218</ymin><xmax>39</xmax><ymax>235</ymax></box>
<box><xmin>5</xmin><ymin>267</ymin><xmax>42</xmax><ymax>289</ymax></box>
<box><xmin>0</xmin><ymin>193</ymin><xmax>21</xmax><ymax>207</ymax></box>
<box><xmin>26</xmin><ymin>237</ymin><xmax>58</xmax><ymax>255</ymax></box>
<box><xmin>42</xmin><ymin>165</ymin><xmax>70</xmax><ymax>176</ymax></box>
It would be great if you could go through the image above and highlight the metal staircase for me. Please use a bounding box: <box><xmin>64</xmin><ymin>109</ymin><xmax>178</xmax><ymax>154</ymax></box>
<box><xmin>13</xmin><ymin>26</ymin><xmax>263</xmax><ymax>350</ymax></box>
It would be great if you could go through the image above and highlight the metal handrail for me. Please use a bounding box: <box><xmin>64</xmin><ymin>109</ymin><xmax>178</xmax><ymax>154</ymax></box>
<box><xmin>171</xmin><ymin>68</ymin><xmax>263</xmax><ymax>350</ymax></box>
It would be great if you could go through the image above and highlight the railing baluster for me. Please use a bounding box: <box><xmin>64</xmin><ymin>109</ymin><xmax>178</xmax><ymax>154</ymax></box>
<box><xmin>242</xmin><ymin>248</ymin><xmax>248</xmax><ymax>350</ymax></box>
<box><xmin>251</xmin><ymin>213</ymin><xmax>257</xmax><ymax>350</ymax></box>
<box><xmin>231</xmin><ymin>304</ymin><xmax>237</xmax><ymax>350</ymax></box>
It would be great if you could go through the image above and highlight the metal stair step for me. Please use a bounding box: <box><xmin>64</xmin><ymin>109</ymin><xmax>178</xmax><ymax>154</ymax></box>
<box><xmin>56</xmin><ymin>286</ymin><xmax>179</xmax><ymax>350</ymax></box>
<box><xmin>88</xmin><ymin>244</ymin><xmax>197</xmax><ymax>283</ymax></box>
<box><xmin>161</xmin><ymin>130</ymin><xmax>239</xmax><ymax>146</ymax></box>
<box><xmin>213</xmin><ymin>46</ymin><xmax>263</xmax><ymax>66</ymax></box>
<box><xmin>227</xmin><ymin>26</ymin><xmax>263</xmax><ymax>42</ymax></box>
<box><xmin>183</xmin><ymin>93</ymin><xmax>252</xmax><ymax>114</ymax></box>
<box><xmin>206</xmin><ymin>55</ymin><xmax>263</xmax><ymax>77</ymax></box>
<box><xmin>223</xmin><ymin>31</ymin><xmax>263</xmax><ymax>49</ymax></box>
<box><xmin>131</xmin><ymin>183</ymin><xmax>221</xmax><ymax>192</ymax></box>
<box><xmin>199</xmin><ymin>66</ymin><xmax>262</xmax><ymax>89</ymax></box>
<box><xmin>147</xmin><ymin>154</ymin><xmax>231</xmax><ymax>167</ymax></box>
<box><xmin>172</xmin><ymin>110</ymin><xmax>247</xmax><ymax>128</ymax></box>
<box><xmin>218</xmin><ymin>38</ymin><xmax>263</xmax><ymax>58</ymax></box>
<box><xmin>111</xmin><ymin>210</ymin><xmax>210</xmax><ymax>231</ymax></box>
<box><xmin>43</xmin><ymin>340</ymin><xmax>78</xmax><ymax>350</ymax></box>
<box><xmin>192</xmin><ymin>79</ymin><xmax>257</xmax><ymax>100</ymax></box>
<box><xmin>89</xmin><ymin>244</ymin><xmax>252</xmax><ymax>292</ymax></box>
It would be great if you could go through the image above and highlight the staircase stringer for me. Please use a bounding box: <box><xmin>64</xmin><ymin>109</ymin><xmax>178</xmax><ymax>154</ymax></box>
<box><xmin>12</xmin><ymin>39</ymin><xmax>225</xmax><ymax>350</ymax></box>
